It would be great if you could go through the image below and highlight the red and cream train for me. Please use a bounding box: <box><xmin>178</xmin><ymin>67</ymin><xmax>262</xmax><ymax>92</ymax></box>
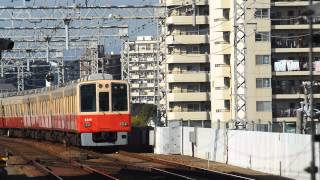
<box><xmin>0</xmin><ymin>74</ymin><xmax>131</xmax><ymax>146</ymax></box>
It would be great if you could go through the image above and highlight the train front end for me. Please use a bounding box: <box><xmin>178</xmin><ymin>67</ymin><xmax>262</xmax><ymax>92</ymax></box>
<box><xmin>77</xmin><ymin>80</ymin><xmax>130</xmax><ymax>146</ymax></box>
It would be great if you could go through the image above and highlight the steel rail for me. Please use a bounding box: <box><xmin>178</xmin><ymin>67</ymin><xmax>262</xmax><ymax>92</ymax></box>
<box><xmin>119</xmin><ymin>151</ymin><xmax>255</xmax><ymax>180</ymax></box>
<box><xmin>71</xmin><ymin>160</ymin><xmax>119</xmax><ymax>180</ymax></box>
<box><xmin>151</xmin><ymin>167</ymin><xmax>196</xmax><ymax>180</ymax></box>
<box><xmin>32</xmin><ymin>160</ymin><xmax>64</xmax><ymax>180</ymax></box>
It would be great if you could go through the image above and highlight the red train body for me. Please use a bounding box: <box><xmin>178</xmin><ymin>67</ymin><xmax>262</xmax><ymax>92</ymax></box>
<box><xmin>0</xmin><ymin>75</ymin><xmax>131</xmax><ymax>146</ymax></box>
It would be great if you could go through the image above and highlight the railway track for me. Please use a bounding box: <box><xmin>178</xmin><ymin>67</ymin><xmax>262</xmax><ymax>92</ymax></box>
<box><xmin>118</xmin><ymin>151</ymin><xmax>254</xmax><ymax>180</ymax></box>
<box><xmin>0</xmin><ymin>137</ymin><xmax>256</xmax><ymax>179</ymax></box>
<box><xmin>0</xmin><ymin>137</ymin><xmax>119</xmax><ymax>180</ymax></box>
<box><xmin>70</xmin><ymin>144</ymin><xmax>255</xmax><ymax>180</ymax></box>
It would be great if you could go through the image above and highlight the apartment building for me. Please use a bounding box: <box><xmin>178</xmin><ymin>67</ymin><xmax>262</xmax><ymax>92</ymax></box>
<box><xmin>160</xmin><ymin>0</ymin><xmax>211</xmax><ymax>127</ymax></box>
<box><xmin>126</xmin><ymin>36</ymin><xmax>159</xmax><ymax>104</ymax></box>
<box><xmin>210</xmin><ymin>0</ymin><xmax>320</xmax><ymax>131</ymax></box>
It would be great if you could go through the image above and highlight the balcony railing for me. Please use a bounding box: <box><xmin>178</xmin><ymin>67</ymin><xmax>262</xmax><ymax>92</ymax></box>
<box><xmin>271</xmin><ymin>16</ymin><xmax>320</xmax><ymax>26</ymax></box>
<box><xmin>273</xmin><ymin>85</ymin><xmax>320</xmax><ymax>94</ymax></box>
<box><xmin>272</xmin><ymin>0</ymin><xmax>320</xmax><ymax>2</ymax></box>
<box><xmin>170</xmin><ymin>89</ymin><xmax>210</xmax><ymax>93</ymax></box>
<box><xmin>168</xmin><ymin>70</ymin><xmax>210</xmax><ymax>74</ymax></box>
<box><xmin>169</xmin><ymin>29</ymin><xmax>209</xmax><ymax>36</ymax></box>
<box><xmin>271</xmin><ymin>38</ymin><xmax>320</xmax><ymax>48</ymax></box>
<box><xmin>273</xmin><ymin>108</ymin><xmax>297</xmax><ymax>118</ymax></box>
<box><xmin>169</xmin><ymin>109</ymin><xmax>211</xmax><ymax>112</ymax></box>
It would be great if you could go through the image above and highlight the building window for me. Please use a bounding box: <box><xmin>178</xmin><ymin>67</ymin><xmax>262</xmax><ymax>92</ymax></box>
<box><xmin>187</xmin><ymin>103</ymin><xmax>201</xmax><ymax>112</ymax></box>
<box><xmin>255</xmin><ymin>32</ymin><xmax>270</xmax><ymax>41</ymax></box>
<box><xmin>223</xmin><ymin>9</ymin><xmax>230</xmax><ymax>20</ymax></box>
<box><xmin>223</xmin><ymin>31</ymin><xmax>230</xmax><ymax>43</ymax></box>
<box><xmin>256</xmin><ymin>78</ymin><xmax>271</xmax><ymax>88</ymax></box>
<box><xmin>224</xmin><ymin>100</ymin><xmax>230</xmax><ymax>110</ymax></box>
<box><xmin>256</xmin><ymin>101</ymin><xmax>272</xmax><ymax>112</ymax></box>
<box><xmin>255</xmin><ymin>8</ymin><xmax>269</xmax><ymax>18</ymax></box>
<box><xmin>224</xmin><ymin>77</ymin><xmax>230</xmax><ymax>87</ymax></box>
<box><xmin>256</xmin><ymin>55</ymin><xmax>270</xmax><ymax>64</ymax></box>
<box><xmin>224</xmin><ymin>54</ymin><xmax>231</xmax><ymax>65</ymax></box>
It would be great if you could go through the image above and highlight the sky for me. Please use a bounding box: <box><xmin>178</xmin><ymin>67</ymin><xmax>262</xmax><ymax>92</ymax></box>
<box><xmin>1</xmin><ymin>0</ymin><xmax>159</xmax><ymax>53</ymax></box>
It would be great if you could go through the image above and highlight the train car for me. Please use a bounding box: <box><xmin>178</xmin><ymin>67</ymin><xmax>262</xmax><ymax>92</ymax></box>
<box><xmin>0</xmin><ymin>74</ymin><xmax>131</xmax><ymax>146</ymax></box>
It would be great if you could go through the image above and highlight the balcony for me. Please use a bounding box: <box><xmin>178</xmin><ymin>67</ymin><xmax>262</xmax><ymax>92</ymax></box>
<box><xmin>165</xmin><ymin>0</ymin><xmax>208</xmax><ymax>6</ymax></box>
<box><xmin>272</xmin><ymin>38</ymin><xmax>318</xmax><ymax>49</ymax></box>
<box><xmin>131</xmin><ymin>83</ymin><xmax>139</xmax><ymax>88</ymax></box>
<box><xmin>167</xmin><ymin>71</ymin><xmax>210</xmax><ymax>83</ymax></box>
<box><xmin>166</xmin><ymin>16</ymin><xmax>209</xmax><ymax>25</ymax></box>
<box><xmin>272</xmin><ymin>38</ymin><xmax>320</xmax><ymax>52</ymax></box>
<box><xmin>130</xmin><ymin>66</ymin><xmax>139</xmax><ymax>71</ymax></box>
<box><xmin>272</xmin><ymin>60</ymin><xmax>320</xmax><ymax>76</ymax></box>
<box><xmin>273</xmin><ymin>108</ymin><xmax>297</xmax><ymax>118</ymax></box>
<box><xmin>131</xmin><ymin>75</ymin><xmax>139</xmax><ymax>79</ymax></box>
<box><xmin>169</xmin><ymin>28</ymin><xmax>209</xmax><ymax>36</ymax></box>
<box><xmin>167</xmin><ymin>111</ymin><xmax>210</xmax><ymax>121</ymax></box>
<box><xmin>272</xmin><ymin>17</ymin><xmax>320</xmax><ymax>29</ymax></box>
<box><xmin>131</xmin><ymin>92</ymin><xmax>139</xmax><ymax>97</ymax></box>
<box><xmin>146</xmin><ymin>75</ymin><xmax>155</xmax><ymax>79</ymax></box>
<box><xmin>273</xmin><ymin>85</ymin><xmax>320</xmax><ymax>99</ymax></box>
<box><xmin>167</xmin><ymin>92</ymin><xmax>210</xmax><ymax>102</ymax></box>
<box><xmin>166</xmin><ymin>35</ymin><xmax>209</xmax><ymax>45</ymax></box>
<box><xmin>271</xmin><ymin>0</ymin><xmax>311</xmax><ymax>6</ymax></box>
<box><xmin>167</xmin><ymin>54</ymin><xmax>209</xmax><ymax>64</ymax></box>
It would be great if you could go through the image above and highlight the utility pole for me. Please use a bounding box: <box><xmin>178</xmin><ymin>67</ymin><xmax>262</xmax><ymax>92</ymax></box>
<box><xmin>308</xmin><ymin>0</ymin><xmax>317</xmax><ymax>179</ymax></box>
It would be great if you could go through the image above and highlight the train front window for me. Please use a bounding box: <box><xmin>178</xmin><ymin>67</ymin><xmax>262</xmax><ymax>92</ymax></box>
<box><xmin>111</xmin><ymin>83</ymin><xmax>128</xmax><ymax>111</ymax></box>
<box><xmin>80</xmin><ymin>84</ymin><xmax>96</xmax><ymax>112</ymax></box>
<box><xmin>99</xmin><ymin>92</ymin><xmax>109</xmax><ymax>112</ymax></box>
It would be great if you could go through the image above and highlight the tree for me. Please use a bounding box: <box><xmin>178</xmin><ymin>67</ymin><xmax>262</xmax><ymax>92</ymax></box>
<box><xmin>131</xmin><ymin>104</ymin><xmax>156</xmax><ymax>127</ymax></box>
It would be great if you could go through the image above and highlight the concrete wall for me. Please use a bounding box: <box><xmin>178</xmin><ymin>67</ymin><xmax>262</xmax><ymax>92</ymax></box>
<box><xmin>154</xmin><ymin>127</ymin><xmax>320</xmax><ymax>180</ymax></box>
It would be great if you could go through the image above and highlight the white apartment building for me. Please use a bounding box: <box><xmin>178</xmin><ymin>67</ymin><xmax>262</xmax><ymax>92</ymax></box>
<box><xmin>210</xmin><ymin>0</ymin><xmax>320</xmax><ymax>132</ymax></box>
<box><xmin>126</xmin><ymin>36</ymin><xmax>159</xmax><ymax>104</ymax></box>
<box><xmin>158</xmin><ymin>0</ymin><xmax>320</xmax><ymax>131</ymax></box>
<box><xmin>160</xmin><ymin>0</ymin><xmax>211</xmax><ymax>127</ymax></box>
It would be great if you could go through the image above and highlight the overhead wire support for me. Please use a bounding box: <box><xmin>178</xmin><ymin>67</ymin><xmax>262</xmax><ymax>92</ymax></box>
<box><xmin>0</xmin><ymin>2</ymin><xmax>165</xmax><ymax>89</ymax></box>
<box><xmin>120</xmin><ymin>36</ymin><xmax>130</xmax><ymax>81</ymax></box>
<box><xmin>0</xmin><ymin>5</ymin><xmax>166</xmax><ymax>21</ymax></box>
<box><xmin>233</xmin><ymin>0</ymin><xmax>247</xmax><ymax>129</ymax></box>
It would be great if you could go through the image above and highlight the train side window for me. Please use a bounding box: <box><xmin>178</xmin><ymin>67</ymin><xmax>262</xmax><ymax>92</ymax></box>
<box><xmin>99</xmin><ymin>92</ymin><xmax>109</xmax><ymax>112</ymax></box>
<box><xmin>80</xmin><ymin>84</ymin><xmax>96</xmax><ymax>112</ymax></box>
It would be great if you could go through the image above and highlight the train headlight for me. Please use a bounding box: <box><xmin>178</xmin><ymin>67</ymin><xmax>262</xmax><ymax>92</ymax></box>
<box><xmin>84</xmin><ymin>122</ymin><xmax>92</xmax><ymax>128</ymax></box>
<box><xmin>120</xmin><ymin>122</ymin><xmax>128</xmax><ymax>127</ymax></box>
